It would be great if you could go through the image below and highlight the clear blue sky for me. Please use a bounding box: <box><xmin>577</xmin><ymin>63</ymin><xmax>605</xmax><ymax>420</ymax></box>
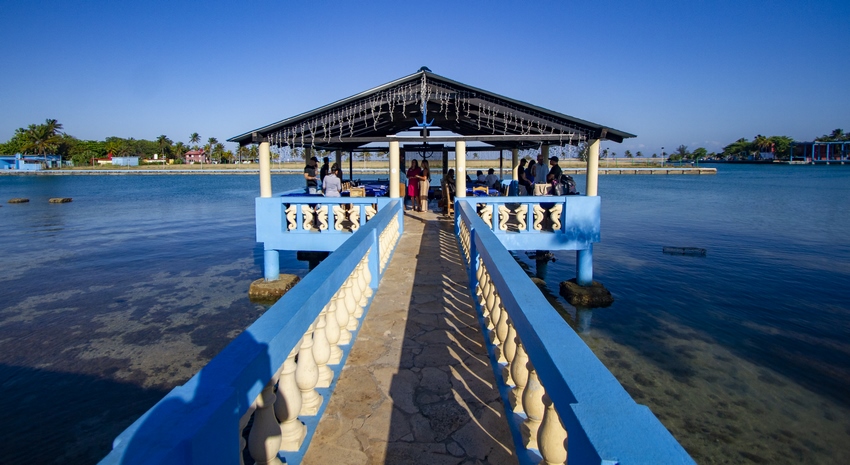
<box><xmin>1</xmin><ymin>0</ymin><xmax>847</xmax><ymax>155</ymax></box>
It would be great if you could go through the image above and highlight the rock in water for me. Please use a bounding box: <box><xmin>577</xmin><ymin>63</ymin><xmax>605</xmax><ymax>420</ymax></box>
<box><xmin>49</xmin><ymin>198</ymin><xmax>73</xmax><ymax>203</ymax></box>
<box><xmin>559</xmin><ymin>279</ymin><xmax>614</xmax><ymax>308</ymax></box>
<box><xmin>249</xmin><ymin>274</ymin><xmax>301</xmax><ymax>303</ymax></box>
<box><xmin>8</xmin><ymin>198</ymin><xmax>29</xmax><ymax>203</ymax></box>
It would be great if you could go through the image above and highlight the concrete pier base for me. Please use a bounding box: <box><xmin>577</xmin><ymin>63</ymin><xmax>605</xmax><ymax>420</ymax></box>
<box><xmin>248</xmin><ymin>275</ymin><xmax>300</xmax><ymax>303</ymax></box>
<box><xmin>559</xmin><ymin>278</ymin><xmax>614</xmax><ymax>308</ymax></box>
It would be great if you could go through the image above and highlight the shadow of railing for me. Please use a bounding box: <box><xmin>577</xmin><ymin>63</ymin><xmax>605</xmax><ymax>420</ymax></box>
<box><xmin>455</xmin><ymin>201</ymin><xmax>696</xmax><ymax>464</ymax></box>
<box><xmin>99</xmin><ymin>201</ymin><xmax>404</xmax><ymax>464</ymax></box>
<box><xmin>380</xmin><ymin>212</ymin><xmax>516</xmax><ymax>463</ymax></box>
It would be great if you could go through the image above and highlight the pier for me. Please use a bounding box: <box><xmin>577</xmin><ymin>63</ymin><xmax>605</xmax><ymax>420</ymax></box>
<box><xmin>99</xmin><ymin>69</ymin><xmax>695</xmax><ymax>464</ymax></box>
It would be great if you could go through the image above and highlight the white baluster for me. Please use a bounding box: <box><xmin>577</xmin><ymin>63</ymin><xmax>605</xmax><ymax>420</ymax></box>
<box><xmin>361</xmin><ymin>254</ymin><xmax>373</xmax><ymax>298</ymax></box>
<box><xmin>324</xmin><ymin>299</ymin><xmax>343</xmax><ymax>365</ymax></box>
<box><xmin>295</xmin><ymin>323</ymin><xmax>322</xmax><ymax>416</ymax></box>
<box><xmin>343</xmin><ymin>280</ymin><xmax>359</xmax><ymax>332</ymax></box>
<box><xmin>494</xmin><ymin>303</ymin><xmax>509</xmax><ymax>363</ymax></box>
<box><xmin>484</xmin><ymin>281</ymin><xmax>496</xmax><ymax>329</ymax></box>
<box><xmin>334</xmin><ymin>292</ymin><xmax>352</xmax><ymax>345</ymax></box>
<box><xmin>537</xmin><ymin>394</ymin><xmax>568</xmax><ymax>465</ymax></box>
<box><xmin>354</xmin><ymin>263</ymin><xmax>368</xmax><ymax>313</ymax></box>
<box><xmin>347</xmin><ymin>273</ymin><xmax>364</xmax><ymax>319</ymax></box>
<box><xmin>313</xmin><ymin>310</ymin><xmax>333</xmax><ymax>388</ymax></box>
<box><xmin>510</xmin><ymin>340</ymin><xmax>529</xmax><ymax>412</ymax></box>
<box><xmin>488</xmin><ymin>293</ymin><xmax>503</xmax><ymax>346</ymax></box>
<box><xmin>248</xmin><ymin>382</ymin><xmax>283</xmax><ymax>465</ymax></box>
<box><xmin>502</xmin><ymin>318</ymin><xmax>517</xmax><ymax>386</ymax></box>
<box><xmin>475</xmin><ymin>260</ymin><xmax>485</xmax><ymax>298</ymax></box>
<box><xmin>522</xmin><ymin>363</ymin><xmax>545</xmax><ymax>450</ymax></box>
<box><xmin>275</xmin><ymin>346</ymin><xmax>306</xmax><ymax>451</ymax></box>
<box><xmin>239</xmin><ymin>398</ymin><xmax>258</xmax><ymax>465</ymax></box>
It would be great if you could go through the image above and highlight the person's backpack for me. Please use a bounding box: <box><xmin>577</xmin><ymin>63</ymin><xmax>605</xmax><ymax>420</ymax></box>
<box><xmin>560</xmin><ymin>174</ymin><xmax>578</xmax><ymax>195</ymax></box>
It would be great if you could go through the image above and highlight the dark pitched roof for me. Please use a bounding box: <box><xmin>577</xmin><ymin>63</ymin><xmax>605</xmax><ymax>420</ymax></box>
<box><xmin>229</xmin><ymin>68</ymin><xmax>634</xmax><ymax>150</ymax></box>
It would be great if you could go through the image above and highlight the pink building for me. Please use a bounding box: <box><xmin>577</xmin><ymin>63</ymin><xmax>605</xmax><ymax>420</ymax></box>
<box><xmin>185</xmin><ymin>149</ymin><xmax>209</xmax><ymax>164</ymax></box>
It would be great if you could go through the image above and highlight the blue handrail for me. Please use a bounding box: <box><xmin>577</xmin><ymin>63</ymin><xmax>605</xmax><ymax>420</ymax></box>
<box><xmin>456</xmin><ymin>201</ymin><xmax>695</xmax><ymax>464</ymax></box>
<box><xmin>100</xmin><ymin>201</ymin><xmax>403</xmax><ymax>465</ymax></box>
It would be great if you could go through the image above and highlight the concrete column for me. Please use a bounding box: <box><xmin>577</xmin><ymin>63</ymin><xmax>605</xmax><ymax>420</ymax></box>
<box><xmin>455</xmin><ymin>140</ymin><xmax>467</xmax><ymax>197</ymax></box>
<box><xmin>511</xmin><ymin>148</ymin><xmax>520</xmax><ymax>181</ymax></box>
<box><xmin>259</xmin><ymin>141</ymin><xmax>272</xmax><ymax>198</ymax></box>
<box><xmin>577</xmin><ymin>245</ymin><xmax>593</xmax><ymax>286</ymax></box>
<box><xmin>586</xmin><ymin>139</ymin><xmax>600</xmax><ymax>196</ymax></box>
<box><xmin>389</xmin><ymin>140</ymin><xmax>400</xmax><ymax>198</ymax></box>
<box><xmin>264</xmin><ymin>249</ymin><xmax>280</xmax><ymax>281</ymax></box>
<box><xmin>541</xmin><ymin>144</ymin><xmax>550</xmax><ymax>162</ymax></box>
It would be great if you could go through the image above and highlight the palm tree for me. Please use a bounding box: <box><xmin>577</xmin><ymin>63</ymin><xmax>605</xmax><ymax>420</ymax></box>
<box><xmin>753</xmin><ymin>134</ymin><xmax>771</xmax><ymax>158</ymax></box>
<box><xmin>636</xmin><ymin>151</ymin><xmax>643</xmax><ymax>158</ymax></box>
<box><xmin>190</xmin><ymin>133</ymin><xmax>200</xmax><ymax>149</ymax></box>
<box><xmin>208</xmin><ymin>137</ymin><xmax>218</xmax><ymax>163</ymax></box>
<box><xmin>156</xmin><ymin>135</ymin><xmax>172</xmax><ymax>162</ymax></box>
<box><xmin>173</xmin><ymin>141</ymin><xmax>187</xmax><ymax>162</ymax></box>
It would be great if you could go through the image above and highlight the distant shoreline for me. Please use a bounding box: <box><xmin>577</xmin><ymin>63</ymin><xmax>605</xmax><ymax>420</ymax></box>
<box><xmin>1</xmin><ymin>167</ymin><xmax>718</xmax><ymax>176</ymax></box>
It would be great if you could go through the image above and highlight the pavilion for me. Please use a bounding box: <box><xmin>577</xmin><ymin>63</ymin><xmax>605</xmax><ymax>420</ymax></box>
<box><xmin>228</xmin><ymin>67</ymin><xmax>635</xmax><ymax>199</ymax></box>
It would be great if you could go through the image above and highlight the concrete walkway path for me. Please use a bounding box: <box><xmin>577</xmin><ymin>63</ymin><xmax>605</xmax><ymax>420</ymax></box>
<box><xmin>303</xmin><ymin>210</ymin><xmax>516</xmax><ymax>464</ymax></box>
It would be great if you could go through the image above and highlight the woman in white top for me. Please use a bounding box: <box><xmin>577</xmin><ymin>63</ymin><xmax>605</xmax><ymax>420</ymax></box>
<box><xmin>323</xmin><ymin>164</ymin><xmax>342</xmax><ymax>197</ymax></box>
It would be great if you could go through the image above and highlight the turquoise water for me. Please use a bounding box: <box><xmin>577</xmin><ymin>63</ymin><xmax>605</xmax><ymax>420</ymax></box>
<box><xmin>1</xmin><ymin>167</ymin><xmax>849</xmax><ymax>463</ymax></box>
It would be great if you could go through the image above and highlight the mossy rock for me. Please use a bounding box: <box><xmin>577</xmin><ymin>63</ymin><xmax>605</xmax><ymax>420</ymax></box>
<box><xmin>49</xmin><ymin>198</ymin><xmax>73</xmax><ymax>203</ymax></box>
<box><xmin>559</xmin><ymin>278</ymin><xmax>614</xmax><ymax>308</ymax></box>
<box><xmin>8</xmin><ymin>198</ymin><xmax>29</xmax><ymax>203</ymax></box>
<box><xmin>249</xmin><ymin>274</ymin><xmax>301</xmax><ymax>303</ymax></box>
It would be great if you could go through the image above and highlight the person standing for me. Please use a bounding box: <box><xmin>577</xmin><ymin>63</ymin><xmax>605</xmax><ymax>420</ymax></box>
<box><xmin>319</xmin><ymin>156</ymin><xmax>330</xmax><ymax>182</ymax></box>
<box><xmin>534</xmin><ymin>153</ymin><xmax>548</xmax><ymax>188</ymax></box>
<box><xmin>518</xmin><ymin>159</ymin><xmax>533</xmax><ymax>195</ymax></box>
<box><xmin>304</xmin><ymin>156</ymin><xmax>319</xmax><ymax>194</ymax></box>
<box><xmin>526</xmin><ymin>159</ymin><xmax>537</xmax><ymax>184</ymax></box>
<box><xmin>323</xmin><ymin>163</ymin><xmax>342</xmax><ymax>197</ymax></box>
<box><xmin>406</xmin><ymin>159</ymin><xmax>422</xmax><ymax>211</ymax></box>
<box><xmin>547</xmin><ymin>156</ymin><xmax>563</xmax><ymax>195</ymax></box>
<box><xmin>419</xmin><ymin>160</ymin><xmax>431</xmax><ymax>212</ymax></box>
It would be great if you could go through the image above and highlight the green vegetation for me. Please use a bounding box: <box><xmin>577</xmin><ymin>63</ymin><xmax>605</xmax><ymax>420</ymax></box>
<box><xmin>0</xmin><ymin>119</ymin><xmax>237</xmax><ymax>166</ymax></box>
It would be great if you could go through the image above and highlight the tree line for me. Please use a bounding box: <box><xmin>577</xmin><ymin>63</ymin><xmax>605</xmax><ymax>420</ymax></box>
<box><xmin>0</xmin><ymin>120</ymin><xmax>246</xmax><ymax>166</ymax></box>
<box><xmin>3</xmin><ymin>120</ymin><xmax>846</xmax><ymax>166</ymax></box>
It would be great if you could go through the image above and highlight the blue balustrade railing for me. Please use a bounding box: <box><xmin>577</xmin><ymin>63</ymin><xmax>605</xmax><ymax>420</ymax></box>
<box><xmin>455</xmin><ymin>201</ymin><xmax>695</xmax><ymax>465</ymax></box>
<box><xmin>456</xmin><ymin>196</ymin><xmax>600</xmax><ymax>251</ymax></box>
<box><xmin>100</xmin><ymin>200</ymin><xmax>403</xmax><ymax>465</ymax></box>
<box><xmin>257</xmin><ymin>190</ymin><xmax>396</xmax><ymax>252</ymax></box>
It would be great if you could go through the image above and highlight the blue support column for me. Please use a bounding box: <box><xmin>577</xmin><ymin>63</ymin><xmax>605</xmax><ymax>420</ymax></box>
<box><xmin>264</xmin><ymin>249</ymin><xmax>280</xmax><ymax>281</ymax></box>
<box><xmin>577</xmin><ymin>245</ymin><xmax>593</xmax><ymax>286</ymax></box>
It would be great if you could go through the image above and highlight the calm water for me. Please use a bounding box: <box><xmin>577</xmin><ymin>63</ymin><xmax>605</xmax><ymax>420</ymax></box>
<box><xmin>1</xmin><ymin>167</ymin><xmax>849</xmax><ymax>463</ymax></box>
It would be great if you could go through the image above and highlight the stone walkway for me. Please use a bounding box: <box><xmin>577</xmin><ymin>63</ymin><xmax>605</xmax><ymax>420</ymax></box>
<box><xmin>303</xmin><ymin>210</ymin><xmax>516</xmax><ymax>465</ymax></box>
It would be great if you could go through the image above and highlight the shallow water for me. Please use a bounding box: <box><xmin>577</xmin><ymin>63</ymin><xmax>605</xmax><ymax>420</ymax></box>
<box><xmin>518</xmin><ymin>164</ymin><xmax>850</xmax><ymax>464</ymax></box>
<box><xmin>1</xmin><ymin>167</ymin><xmax>849</xmax><ymax>464</ymax></box>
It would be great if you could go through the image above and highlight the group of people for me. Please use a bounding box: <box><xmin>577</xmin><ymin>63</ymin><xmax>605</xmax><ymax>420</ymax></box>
<box><xmin>304</xmin><ymin>153</ymin><xmax>567</xmax><ymax>200</ymax></box>
<box><xmin>304</xmin><ymin>156</ymin><xmax>343</xmax><ymax>197</ymax></box>
<box><xmin>474</xmin><ymin>168</ymin><xmax>502</xmax><ymax>190</ymax></box>
<box><xmin>405</xmin><ymin>159</ymin><xmax>431</xmax><ymax>212</ymax></box>
<box><xmin>517</xmin><ymin>154</ymin><xmax>562</xmax><ymax>195</ymax></box>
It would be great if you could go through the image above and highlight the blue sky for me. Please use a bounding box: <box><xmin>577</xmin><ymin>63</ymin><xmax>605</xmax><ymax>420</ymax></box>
<box><xmin>1</xmin><ymin>0</ymin><xmax>847</xmax><ymax>155</ymax></box>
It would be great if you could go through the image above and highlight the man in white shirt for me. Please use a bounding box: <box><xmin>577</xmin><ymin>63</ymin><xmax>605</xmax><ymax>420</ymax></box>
<box><xmin>484</xmin><ymin>168</ymin><xmax>500</xmax><ymax>189</ymax></box>
<box><xmin>534</xmin><ymin>153</ymin><xmax>548</xmax><ymax>187</ymax></box>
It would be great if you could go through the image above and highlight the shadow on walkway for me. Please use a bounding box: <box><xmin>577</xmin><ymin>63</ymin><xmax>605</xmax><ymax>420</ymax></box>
<box><xmin>304</xmin><ymin>211</ymin><xmax>515</xmax><ymax>464</ymax></box>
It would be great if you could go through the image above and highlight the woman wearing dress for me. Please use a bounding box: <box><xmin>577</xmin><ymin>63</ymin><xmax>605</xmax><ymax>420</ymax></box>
<box><xmin>322</xmin><ymin>163</ymin><xmax>342</xmax><ymax>197</ymax></box>
<box><xmin>418</xmin><ymin>160</ymin><xmax>431</xmax><ymax>212</ymax></box>
<box><xmin>406</xmin><ymin>159</ymin><xmax>422</xmax><ymax>211</ymax></box>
